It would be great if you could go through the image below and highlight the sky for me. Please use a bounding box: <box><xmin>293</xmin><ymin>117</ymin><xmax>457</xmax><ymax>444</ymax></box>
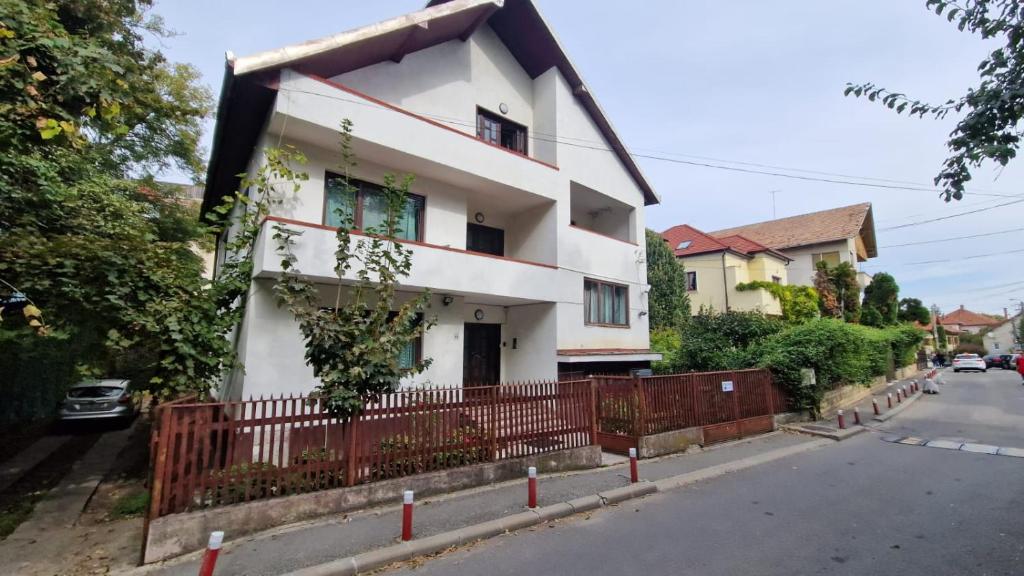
<box><xmin>151</xmin><ymin>0</ymin><xmax>1024</xmax><ymax>318</ymax></box>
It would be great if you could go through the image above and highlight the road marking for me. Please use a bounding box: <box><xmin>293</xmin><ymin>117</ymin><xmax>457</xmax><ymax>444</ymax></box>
<box><xmin>883</xmin><ymin>436</ymin><xmax>1022</xmax><ymax>458</ymax></box>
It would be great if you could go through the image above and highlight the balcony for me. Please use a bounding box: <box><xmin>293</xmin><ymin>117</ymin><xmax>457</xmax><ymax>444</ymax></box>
<box><xmin>272</xmin><ymin>70</ymin><xmax>561</xmax><ymax>204</ymax></box>
<box><xmin>253</xmin><ymin>218</ymin><xmax>559</xmax><ymax>303</ymax></box>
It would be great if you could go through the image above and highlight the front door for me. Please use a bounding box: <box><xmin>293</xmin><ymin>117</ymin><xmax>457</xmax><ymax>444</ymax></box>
<box><xmin>463</xmin><ymin>323</ymin><xmax>501</xmax><ymax>385</ymax></box>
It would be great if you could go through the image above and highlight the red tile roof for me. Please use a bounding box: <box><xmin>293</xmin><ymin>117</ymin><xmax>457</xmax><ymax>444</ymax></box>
<box><xmin>660</xmin><ymin>225</ymin><xmax>791</xmax><ymax>261</ymax></box>
<box><xmin>939</xmin><ymin>306</ymin><xmax>1003</xmax><ymax>327</ymax></box>
<box><xmin>708</xmin><ymin>203</ymin><xmax>877</xmax><ymax>257</ymax></box>
<box><xmin>660</xmin><ymin>224</ymin><xmax>731</xmax><ymax>257</ymax></box>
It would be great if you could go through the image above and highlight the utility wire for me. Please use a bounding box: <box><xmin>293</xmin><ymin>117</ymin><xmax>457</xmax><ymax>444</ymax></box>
<box><xmin>279</xmin><ymin>87</ymin><xmax>1024</xmax><ymax>203</ymax></box>
<box><xmin>877</xmin><ymin>198</ymin><xmax>1024</xmax><ymax>231</ymax></box>
<box><xmin>874</xmin><ymin>247</ymin><xmax>1024</xmax><ymax>266</ymax></box>
<box><xmin>880</xmin><ymin>226</ymin><xmax>1024</xmax><ymax>248</ymax></box>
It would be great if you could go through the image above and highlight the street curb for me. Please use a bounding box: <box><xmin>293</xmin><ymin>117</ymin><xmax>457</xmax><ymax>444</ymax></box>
<box><xmin>872</xmin><ymin>390</ymin><xmax>924</xmax><ymax>422</ymax></box>
<box><xmin>780</xmin><ymin>424</ymin><xmax>866</xmax><ymax>441</ymax></box>
<box><xmin>283</xmin><ymin>438</ymin><xmax>832</xmax><ymax>576</ymax></box>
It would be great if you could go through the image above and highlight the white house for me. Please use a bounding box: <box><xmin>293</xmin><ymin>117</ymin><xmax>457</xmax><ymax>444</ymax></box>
<box><xmin>202</xmin><ymin>0</ymin><xmax>661</xmax><ymax>399</ymax></box>
<box><xmin>709</xmin><ymin>203</ymin><xmax>878</xmax><ymax>288</ymax></box>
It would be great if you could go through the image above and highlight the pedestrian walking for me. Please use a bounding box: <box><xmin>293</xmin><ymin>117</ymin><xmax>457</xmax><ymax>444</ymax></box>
<box><xmin>1017</xmin><ymin>354</ymin><xmax>1024</xmax><ymax>385</ymax></box>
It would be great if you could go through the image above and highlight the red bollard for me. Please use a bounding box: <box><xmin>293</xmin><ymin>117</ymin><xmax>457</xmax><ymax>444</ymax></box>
<box><xmin>897</xmin><ymin>389</ymin><xmax>902</xmax><ymax>403</ymax></box>
<box><xmin>402</xmin><ymin>490</ymin><xmax>414</xmax><ymax>541</ymax></box>
<box><xmin>853</xmin><ymin>407</ymin><xmax>861</xmax><ymax>426</ymax></box>
<box><xmin>872</xmin><ymin>398</ymin><xmax>880</xmax><ymax>415</ymax></box>
<box><xmin>837</xmin><ymin>410</ymin><xmax>846</xmax><ymax>430</ymax></box>
<box><xmin>887</xmin><ymin>393</ymin><xmax>893</xmax><ymax>409</ymax></box>
<box><xmin>197</xmin><ymin>531</ymin><xmax>224</xmax><ymax>576</ymax></box>
<box><xmin>902</xmin><ymin>386</ymin><xmax>908</xmax><ymax>399</ymax></box>
<box><xmin>527</xmin><ymin>466</ymin><xmax>537</xmax><ymax>509</ymax></box>
<box><xmin>629</xmin><ymin>447</ymin><xmax>639</xmax><ymax>483</ymax></box>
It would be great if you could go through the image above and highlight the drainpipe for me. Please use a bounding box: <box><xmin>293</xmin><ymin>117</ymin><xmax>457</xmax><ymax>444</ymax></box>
<box><xmin>721</xmin><ymin>252</ymin><xmax>730</xmax><ymax>311</ymax></box>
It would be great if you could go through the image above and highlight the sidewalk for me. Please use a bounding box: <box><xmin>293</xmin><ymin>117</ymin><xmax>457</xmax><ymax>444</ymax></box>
<box><xmin>786</xmin><ymin>368</ymin><xmax>934</xmax><ymax>438</ymax></box>
<box><xmin>127</xmin><ymin>432</ymin><xmax>821</xmax><ymax>576</ymax></box>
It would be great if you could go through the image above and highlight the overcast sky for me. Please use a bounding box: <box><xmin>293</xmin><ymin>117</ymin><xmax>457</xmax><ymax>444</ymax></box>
<box><xmin>153</xmin><ymin>0</ymin><xmax>1024</xmax><ymax>318</ymax></box>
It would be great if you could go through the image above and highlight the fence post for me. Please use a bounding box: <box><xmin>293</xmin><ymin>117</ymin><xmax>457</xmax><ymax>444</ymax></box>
<box><xmin>588</xmin><ymin>378</ymin><xmax>599</xmax><ymax>445</ymax></box>
<box><xmin>632</xmin><ymin>376</ymin><xmax>647</xmax><ymax>437</ymax></box>
<box><xmin>490</xmin><ymin>385</ymin><xmax>499</xmax><ymax>461</ymax></box>
<box><xmin>345</xmin><ymin>417</ymin><xmax>358</xmax><ymax>487</ymax></box>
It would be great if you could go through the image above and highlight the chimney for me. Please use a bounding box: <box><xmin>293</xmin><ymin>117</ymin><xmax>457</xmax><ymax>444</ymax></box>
<box><xmin>960</xmin><ymin>304</ymin><xmax>965</xmax><ymax>310</ymax></box>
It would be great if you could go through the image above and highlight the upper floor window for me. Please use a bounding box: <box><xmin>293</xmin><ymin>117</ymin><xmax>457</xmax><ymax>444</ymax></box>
<box><xmin>685</xmin><ymin>271</ymin><xmax>698</xmax><ymax>292</ymax></box>
<box><xmin>324</xmin><ymin>173</ymin><xmax>424</xmax><ymax>242</ymax></box>
<box><xmin>584</xmin><ymin>279</ymin><xmax>628</xmax><ymax>327</ymax></box>
<box><xmin>476</xmin><ymin>107</ymin><xmax>528</xmax><ymax>155</ymax></box>
<box><xmin>811</xmin><ymin>251</ymin><xmax>841</xmax><ymax>267</ymax></box>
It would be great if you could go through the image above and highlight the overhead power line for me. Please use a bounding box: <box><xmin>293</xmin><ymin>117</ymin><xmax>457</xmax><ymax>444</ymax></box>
<box><xmin>874</xmin><ymin>246</ymin><xmax>1024</xmax><ymax>266</ymax></box>
<box><xmin>880</xmin><ymin>226</ymin><xmax>1024</xmax><ymax>248</ymax></box>
<box><xmin>280</xmin><ymin>86</ymin><xmax>1024</xmax><ymax>203</ymax></box>
<box><xmin>877</xmin><ymin>198</ymin><xmax>1024</xmax><ymax>231</ymax></box>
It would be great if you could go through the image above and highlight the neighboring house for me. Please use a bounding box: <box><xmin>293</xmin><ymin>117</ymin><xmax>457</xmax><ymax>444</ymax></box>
<box><xmin>708</xmin><ymin>203</ymin><xmax>878</xmax><ymax>288</ymax></box>
<box><xmin>938</xmin><ymin>305</ymin><xmax>1004</xmax><ymax>335</ymax></box>
<box><xmin>201</xmin><ymin>0</ymin><xmax>661</xmax><ymax>399</ymax></box>
<box><xmin>981</xmin><ymin>311</ymin><xmax>1021</xmax><ymax>353</ymax></box>
<box><xmin>917</xmin><ymin>321</ymin><xmax>960</xmax><ymax>351</ymax></box>
<box><xmin>660</xmin><ymin>224</ymin><xmax>791</xmax><ymax>316</ymax></box>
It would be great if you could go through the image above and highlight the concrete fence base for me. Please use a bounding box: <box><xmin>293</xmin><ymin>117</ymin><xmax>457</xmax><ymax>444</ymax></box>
<box><xmin>143</xmin><ymin>445</ymin><xmax>601</xmax><ymax>564</ymax></box>
<box><xmin>637</xmin><ymin>427</ymin><xmax>704</xmax><ymax>459</ymax></box>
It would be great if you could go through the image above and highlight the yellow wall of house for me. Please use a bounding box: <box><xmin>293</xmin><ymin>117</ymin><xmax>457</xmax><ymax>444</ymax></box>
<box><xmin>678</xmin><ymin>252</ymin><xmax>784</xmax><ymax>315</ymax></box>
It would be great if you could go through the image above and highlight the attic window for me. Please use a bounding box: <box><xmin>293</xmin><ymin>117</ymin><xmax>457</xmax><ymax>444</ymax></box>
<box><xmin>476</xmin><ymin>107</ymin><xmax>527</xmax><ymax>154</ymax></box>
<box><xmin>676</xmin><ymin>240</ymin><xmax>692</xmax><ymax>250</ymax></box>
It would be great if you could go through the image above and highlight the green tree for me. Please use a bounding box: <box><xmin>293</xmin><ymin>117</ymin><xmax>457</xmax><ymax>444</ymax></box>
<box><xmin>0</xmin><ymin>1</ymin><xmax>215</xmax><ymax>412</ymax></box>
<box><xmin>273</xmin><ymin>122</ymin><xmax>434</xmax><ymax>417</ymax></box>
<box><xmin>898</xmin><ymin>297</ymin><xmax>931</xmax><ymax>324</ymax></box>
<box><xmin>846</xmin><ymin>1</ymin><xmax>1024</xmax><ymax>201</ymax></box>
<box><xmin>645</xmin><ymin>229</ymin><xmax>690</xmax><ymax>329</ymax></box>
<box><xmin>735</xmin><ymin>281</ymin><xmax>819</xmax><ymax>324</ymax></box>
<box><xmin>861</xmin><ymin>272</ymin><xmax>900</xmax><ymax>327</ymax></box>
<box><xmin>813</xmin><ymin>261</ymin><xmax>861</xmax><ymax>323</ymax></box>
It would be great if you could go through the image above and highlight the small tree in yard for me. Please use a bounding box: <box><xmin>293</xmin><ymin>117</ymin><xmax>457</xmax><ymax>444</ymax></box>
<box><xmin>274</xmin><ymin>122</ymin><xmax>434</xmax><ymax>418</ymax></box>
<box><xmin>813</xmin><ymin>261</ymin><xmax>861</xmax><ymax>323</ymax></box>
<box><xmin>861</xmin><ymin>272</ymin><xmax>900</xmax><ymax>327</ymax></box>
<box><xmin>645</xmin><ymin>229</ymin><xmax>690</xmax><ymax>330</ymax></box>
<box><xmin>898</xmin><ymin>297</ymin><xmax>931</xmax><ymax>324</ymax></box>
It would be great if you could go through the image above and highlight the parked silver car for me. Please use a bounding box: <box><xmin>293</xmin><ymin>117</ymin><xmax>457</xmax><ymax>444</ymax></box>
<box><xmin>58</xmin><ymin>379</ymin><xmax>138</xmax><ymax>425</ymax></box>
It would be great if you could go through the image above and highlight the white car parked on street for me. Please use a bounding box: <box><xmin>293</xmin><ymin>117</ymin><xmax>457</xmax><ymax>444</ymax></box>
<box><xmin>952</xmin><ymin>353</ymin><xmax>987</xmax><ymax>373</ymax></box>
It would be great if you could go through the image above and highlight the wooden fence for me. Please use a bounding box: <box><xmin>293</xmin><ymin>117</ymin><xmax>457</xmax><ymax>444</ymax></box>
<box><xmin>148</xmin><ymin>380</ymin><xmax>594</xmax><ymax>518</ymax></box>
<box><xmin>595</xmin><ymin>369</ymin><xmax>791</xmax><ymax>451</ymax></box>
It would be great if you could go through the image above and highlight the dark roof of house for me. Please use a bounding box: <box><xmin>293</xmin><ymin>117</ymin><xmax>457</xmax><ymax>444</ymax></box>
<box><xmin>660</xmin><ymin>224</ymin><xmax>791</xmax><ymax>261</ymax></box>
<box><xmin>708</xmin><ymin>203</ymin><xmax>877</xmax><ymax>257</ymax></box>
<box><xmin>202</xmin><ymin>0</ymin><xmax>658</xmax><ymax>219</ymax></box>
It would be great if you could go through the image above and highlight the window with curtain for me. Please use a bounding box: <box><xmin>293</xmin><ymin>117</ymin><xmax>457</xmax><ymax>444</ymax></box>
<box><xmin>583</xmin><ymin>279</ymin><xmax>628</xmax><ymax>326</ymax></box>
<box><xmin>324</xmin><ymin>173</ymin><xmax>424</xmax><ymax>241</ymax></box>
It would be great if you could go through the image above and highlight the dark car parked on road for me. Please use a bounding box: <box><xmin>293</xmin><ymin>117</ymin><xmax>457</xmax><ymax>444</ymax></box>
<box><xmin>984</xmin><ymin>354</ymin><xmax>1008</xmax><ymax>369</ymax></box>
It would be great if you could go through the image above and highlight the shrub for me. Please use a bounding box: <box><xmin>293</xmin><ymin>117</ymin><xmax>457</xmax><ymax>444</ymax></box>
<box><xmin>671</xmin><ymin>310</ymin><xmax>784</xmax><ymax>373</ymax></box>
<box><xmin>735</xmin><ymin>281</ymin><xmax>819</xmax><ymax>324</ymax></box>
<box><xmin>953</xmin><ymin>343</ymin><xmax>988</xmax><ymax>356</ymax></box>
<box><xmin>650</xmin><ymin>328</ymin><xmax>681</xmax><ymax>374</ymax></box>
<box><xmin>111</xmin><ymin>490</ymin><xmax>150</xmax><ymax>518</ymax></box>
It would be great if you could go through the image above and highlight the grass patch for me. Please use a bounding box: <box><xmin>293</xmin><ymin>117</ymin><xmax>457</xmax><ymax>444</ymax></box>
<box><xmin>110</xmin><ymin>490</ymin><xmax>149</xmax><ymax>519</ymax></box>
<box><xmin>0</xmin><ymin>498</ymin><xmax>38</xmax><ymax>539</ymax></box>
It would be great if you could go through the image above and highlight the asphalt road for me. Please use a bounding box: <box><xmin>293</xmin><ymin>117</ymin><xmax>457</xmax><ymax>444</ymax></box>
<box><xmin>385</xmin><ymin>369</ymin><xmax>1024</xmax><ymax>576</ymax></box>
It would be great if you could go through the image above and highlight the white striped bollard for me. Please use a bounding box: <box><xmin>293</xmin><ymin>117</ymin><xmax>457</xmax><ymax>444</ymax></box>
<box><xmin>629</xmin><ymin>447</ymin><xmax>639</xmax><ymax>483</ymax></box>
<box><xmin>527</xmin><ymin>466</ymin><xmax>537</xmax><ymax>509</ymax></box>
<box><xmin>872</xmin><ymin>397</ymin><xmax>880</xmax><ymax>415</ymax></box>
<box><xmin>197</xmin><ymin>531</ymin><xmax>224</xmax><ymax>576</ymax></box>
<box><xmin>837</xmin><ymin>409</ymin><xmax>846</xmax><ymax>430</ymax></box>
<box><xmin>853</xmin><ymin>407</ymin><xmax>861</xmax><ymax>426</ymax></box>
<box><xmin>401</xmin><ymin>490</ymin><xmax>414</xmax><ymax>541</ymax></box>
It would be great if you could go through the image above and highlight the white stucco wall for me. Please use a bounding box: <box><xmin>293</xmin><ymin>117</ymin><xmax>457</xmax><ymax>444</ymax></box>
<box><xmin>781</xmin><ymin>239</ymin><xmax>857</xmax><ymax>287</ymax></box>
<box><xmin>222</xmin><ymin>23</ymin><xmax>653</xmax><ymax>397</ymax></box>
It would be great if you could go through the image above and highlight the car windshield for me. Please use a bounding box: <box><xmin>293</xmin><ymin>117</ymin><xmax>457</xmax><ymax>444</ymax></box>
<box><xmin>67</xmin><ymin>386</ymin><xmax>123</xmax><ymax>399</ymax></box>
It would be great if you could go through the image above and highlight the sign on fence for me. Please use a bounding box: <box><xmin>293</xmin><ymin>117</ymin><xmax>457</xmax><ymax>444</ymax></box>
<box><xmin>721</xmin><ymin>380</ymin><xmax>734</xmax><ymax>392</ymax></box>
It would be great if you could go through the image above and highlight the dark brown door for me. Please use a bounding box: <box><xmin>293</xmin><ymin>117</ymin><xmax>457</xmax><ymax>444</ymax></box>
<box><xmin>463</xmin><ymin>323</ymin><xmax>501</xmax><ymax>385</ymax></box>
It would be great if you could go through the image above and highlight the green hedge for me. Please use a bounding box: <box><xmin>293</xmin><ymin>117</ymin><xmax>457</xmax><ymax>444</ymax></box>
<box><xmin>663</xmin><ymin>313</ymin><xmax>925</xmax><ymax>415</ymax></box>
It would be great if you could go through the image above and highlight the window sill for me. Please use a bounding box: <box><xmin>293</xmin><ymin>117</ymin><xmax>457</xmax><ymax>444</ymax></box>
<box><xmin>584</xmin><ymin>322</ymin><xmax>631</xmax><ymax>329</ymax></box>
